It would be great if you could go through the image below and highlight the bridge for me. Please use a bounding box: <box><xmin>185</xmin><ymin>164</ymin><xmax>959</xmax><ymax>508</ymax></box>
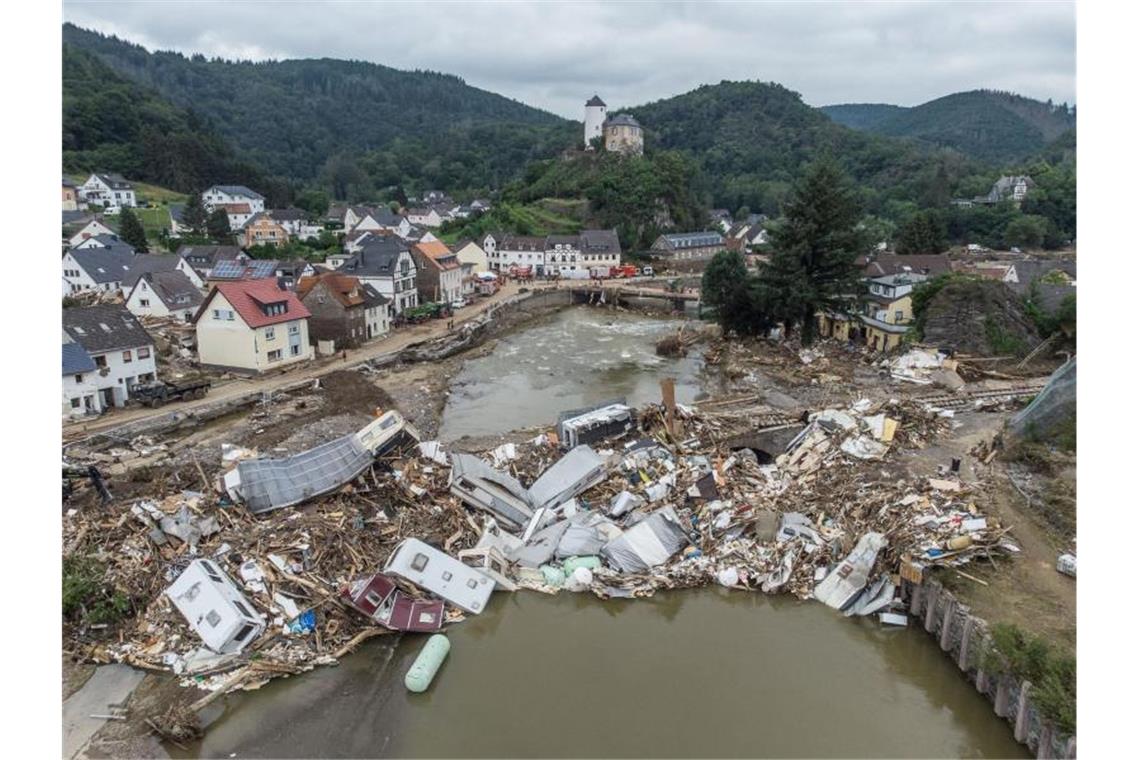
<box><xmin>570</xmin><ymin>284</ymin><xmax>702</xmax><ymax>310</ymax></box>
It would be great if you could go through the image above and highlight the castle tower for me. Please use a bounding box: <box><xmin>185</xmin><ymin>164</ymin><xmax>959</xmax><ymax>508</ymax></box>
<box><xmin>584</xmin><ymin>95</ymin><xmax>607</xmax><ymax>148</ymax></box>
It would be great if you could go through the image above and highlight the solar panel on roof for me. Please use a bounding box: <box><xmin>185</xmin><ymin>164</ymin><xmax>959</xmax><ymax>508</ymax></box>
<box><xmin>210</xmin><ymin>260</ymin><xmax>244</xmax><ymax>279</ymax></box>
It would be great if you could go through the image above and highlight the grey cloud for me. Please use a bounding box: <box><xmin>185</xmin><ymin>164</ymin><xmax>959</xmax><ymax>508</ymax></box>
<box><xmin>63</xmin><ymin>0</ymin><xmax>1074</xmax><ymax>117</ymax></box>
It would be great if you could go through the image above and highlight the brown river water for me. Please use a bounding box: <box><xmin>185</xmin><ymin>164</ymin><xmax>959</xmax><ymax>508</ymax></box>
<box><xmin>185</xmin><ymin>309</ymin><xmax>1026</xmax><ymax>758</ymax></box>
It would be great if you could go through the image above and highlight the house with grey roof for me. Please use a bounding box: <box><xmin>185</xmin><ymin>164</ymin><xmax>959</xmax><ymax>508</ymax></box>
<box><xmin>603</xmin><ymin>114</ymin><xmax>644</xmax><ymax>155</ymax></box>
<box><xmin>66</xmin><ymin>217</ymin><xmax>115</xmax><ymax>248</ymax></box>
<box><xmin>177</xmin><ymin>244</ymin><xmax>246</xmax><ymax>278</ymax></box>
<box><xmin>579</xmin><ymin>229</ymin><xmax>622</xmax><ymax>269</ymax></box>
<box><xmin>340</xmin><ymin>235</ymin><xmax>419</xmax><ymax>315</ymax></box>
<box><xmin>650</xmin><ymin>231</ymin><xmax>725</xmax><ymax>261</ymax></box>
<box><xmin>63</xmin><ymin>238</ymin><xmax>138</xmax><ymax>294</ymax></box>
<box><xmin>203</xmin><ymin>185</ymin><xmax>266</xmax><ymax>215</ymax></box>
<box><xmin>121</xmin><ymin>253</ymin><xmax>205</xmax><ymax>295</ymax></box>
<box><xmin>63</xmin><ymin>304</ymin><xmax>157</xmax><ymax>411</ymax></box>
<box><xmin>125</xmin><ymin>270</ymin><xmax>206</xmax><ymax>322</ymax></box>
<box><xmin>62</xmin><ymin>330</ymin><xmax>102</xmax><ymax>417</ymax></box>
<box><xmin>79</xmin><ymin>173</ymin><xmax>137</xmax><ymax>211</ymax></box>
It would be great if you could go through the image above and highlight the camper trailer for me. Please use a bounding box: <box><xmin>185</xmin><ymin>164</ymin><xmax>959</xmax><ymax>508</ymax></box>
<box><xmin>383</xmin><ymin>538</ymin><xmax>495</xmax><ymax>614</ymax></box>
<box><xmin>449</xmin><ymin>453</ymin><xmax>534</xmax><ymax>530</ymax></box>
<box><xmin>165</xmin><ymin>559</ymin><xmax>265</xmax><ymax>653</ymax></box>
<box><xmin>557</xmin><ymin>401</ymin><xmax>636</xmax><ymax>449</ymax></box>
<box><xmin>342</xmin><ymin>574</ymin><xmax>445</xmax><ymax>632</ymax></box>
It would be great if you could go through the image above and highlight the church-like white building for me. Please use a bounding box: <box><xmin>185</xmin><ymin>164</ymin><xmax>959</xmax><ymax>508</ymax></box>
<box><xmin>584</xmin><ymin>95</ymin><xmax>607</xmax><ymax>147</ymax></box>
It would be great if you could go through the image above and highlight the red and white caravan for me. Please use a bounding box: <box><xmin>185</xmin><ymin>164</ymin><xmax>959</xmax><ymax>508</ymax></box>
<box><xmin>342</xmin><ymin>574</ymin><xmax>445</xmax><ymax>633</ymax></box>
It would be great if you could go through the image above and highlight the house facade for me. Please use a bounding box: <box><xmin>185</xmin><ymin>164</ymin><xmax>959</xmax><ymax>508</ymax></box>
<box><xmin>241</xmin><ymin>213</ymin><xmax>290</xmax><ymax>248</ymax></box>
<box><xmin>68</xmin><ymin>219</ymin><xmax>115</xmax><ymax>248</ymax></box>
<box><xmin>650</xmin><ymin>232</ymin><xmax>726</xmax><ymax>261</ymax></box>
<box><xmin>203</xmin><ymin>185</ymin><xmax>265</xmax><ymax>214</ymax></box>
<box><xmin>339</xmin><ymin>236</ymin><xmax>420</xmax><ymax>316</ymax></box>
<box><xmin>819</xmin><ymin>272</ymin><xmax>927</xmax><ymax>353</ymax></box>
<box><xmin>126</xmin><ymin>271</ymin><xmax>204</xmax><ymax>322</ymax></box>
<box><xmin>578</xmin><ymin>229</ymin><xmax>621</xmax><ymax>269</ymax></box>
<box><xmin>63</xmin><ymin>178</ymin><xmax>79</xmax><ymax>211</ymax></box>
<box><xmin>63</xmin><ymin>239</ymin><xmax>137</xmax><ymax>294</ymax></box>
<box><xmin>412</xmin><ymin>240</ymin><xmax>463</xmax><ymax>304</ymax></box>
<box><xmin>194</xmin><ymin>279</ymin><xmax>313</xmax><ymax>373</ymax></box>
<box><xmin>406</xmin><ymin>207</ymin><xmax>445</xmax><ymax>228</ymax></box>
<box><xmin>63</xmin><ymin>304</ymin><xmax>157</xmax><ymax>411</ymax></box>
<box><xmin>296</xmin><ymin>273</ymin><xmax>391</xmax><ymax>348</ymax></box>
<box><xmin>79</xmin><ymin>174</ymin><xmax>136</xmax><ymax>211</ymax></box>
<box><xmin>493</xmin><ymin>235</ymin><xmax>546</xmax><ymax>272</ymax></box>
<box><xmin>544</xmin><ymin>235</ymin><xmax>581</xmax><ymax>274</ymax></box>
<box><xmin>122</xmin><ymin>253</ymin><xmax>205</xmax><ymax>295</ymax></box>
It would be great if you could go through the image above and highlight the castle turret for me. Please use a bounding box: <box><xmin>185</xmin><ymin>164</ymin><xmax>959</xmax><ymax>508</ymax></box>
<box><xmin>584</xmin><ymin>95</ymin><xmax>607</xmax><ymax>149</ymax></box>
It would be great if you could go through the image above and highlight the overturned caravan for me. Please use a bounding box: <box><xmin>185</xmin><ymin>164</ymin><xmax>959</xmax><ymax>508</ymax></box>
<box><xmin>225</xmin><ymin>411</ymin><xmax>419</xmax><ymax>514</ymax></box>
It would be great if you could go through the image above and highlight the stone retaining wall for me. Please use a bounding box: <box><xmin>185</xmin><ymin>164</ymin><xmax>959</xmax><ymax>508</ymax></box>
<box><xmin>905</xmin><ymin>578</ymin><xmax>1076</xmax><ymax>758</ymax></box>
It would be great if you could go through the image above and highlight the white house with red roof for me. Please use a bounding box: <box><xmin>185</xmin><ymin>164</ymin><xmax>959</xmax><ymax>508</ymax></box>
<box><xmin>193</xmin><ymin>278</ymin><xmax>313</xmax><ymax>373</ymax></box>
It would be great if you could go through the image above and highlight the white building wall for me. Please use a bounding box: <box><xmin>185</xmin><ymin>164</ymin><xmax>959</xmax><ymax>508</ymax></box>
<box><xmin>584</xmin><ymin>104</ymin><xmax>607</xmax><ymax>146</ymax></box>
<box><xmin>195</xmin><ymin>293</ymin><xmax>312</xmax><ymax>372</ymax></box>
<box><xmin>125</xmin><ymin>279</ymin><xmax>172</xmax><ymax>319</ymax></box>
<box><xmin>86</xmin><ymin>344</ymin><xmax>158</xmax><ymax>407</ymax></box>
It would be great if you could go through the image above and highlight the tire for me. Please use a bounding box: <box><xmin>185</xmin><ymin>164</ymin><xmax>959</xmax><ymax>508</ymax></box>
<box><xmin>152</xmin><ymin>396</ymin><xmax>166</xmax><ymax>408</ymax></box>
<box><xmin>194</xmin><ymin>387</ymin><xmax>208</xmax><ymax>399</ymax></box>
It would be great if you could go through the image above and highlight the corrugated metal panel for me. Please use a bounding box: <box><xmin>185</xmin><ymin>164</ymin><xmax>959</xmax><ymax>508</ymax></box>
<box><xmin>237</xmin><ymin>434</ymin><xmax>373</xmax><ymax>514</ymax></box>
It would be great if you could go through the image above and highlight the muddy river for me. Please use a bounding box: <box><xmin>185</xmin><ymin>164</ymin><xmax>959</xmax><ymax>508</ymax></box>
<box><xmin>439</xmin><ymin>307</ymin><xmax>711</xmax><ymax>441</ymax></box>
<box><xmin>186</xmin><ymin>308</ymin><xmax>1027</xmax><ymax>758</ymax></box>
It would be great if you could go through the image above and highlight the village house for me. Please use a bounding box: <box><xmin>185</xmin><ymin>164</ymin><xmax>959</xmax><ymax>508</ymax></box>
<box><xmin>63</xmin><ymin>304</ymin><xmax>157</xmax><ymax>412</ymax></box>
<box><xmin>63</xmin><ymin>178</ymin><xmax>79</xmax><ymax>211</ymax></box>
<box><xmin>405</xmin><ymin>206</ymin><xmax>446</xmax><ymax>229</ymax></box>
<box><xmin>296</xmin><ymin>272</ymin><xmax>391</xmax><ymax>349</ymax></box>
<box><xmin>275</xmin><ymin>260</ymin><xmax>316</xmax><ymax>290</ymax></box>
<box><xmin>176</xmin><ymin>245</ymin><xmax>245</xmax><ymax>279</ymax></box>
<box><xmin>79</xmin><ymin>173</ymin><xmax>137</xmax><ymax>211</ymax></box>
<box><xmin>339</xmin><ymin>235</ymin><xmax>420</xmax><ymax>316</ymax></box>
<box><xmin>241</xmin><ymin>212</ymin><xmax>291</xmax><ymax>248</ymax></box>
<box><xmin>63</xmin><ymin>238</ymin><xmax>137</xmax><ymax>294</ymax></box>
<box><xmin>449</xmin><ymin>240</ymin><xmax>490</xmax><ymax>296</ymax></box>
<box><xmin>125</xmin><ymin>270</ymin><xmax>205</xmax><ymax>322</ymax></box>
<box><xmin>412</xmin><ymin>240</ymin><xmax>464</xmax><ymax>304</ymax></box>
<box><xmin>857</xmin><ymin>272</ymin><xmax>926</xmax><ymax>352</ymax></box>
<box><xmin>650</xmin><ymin>231</ymin><xmax>726</xmax><ymax>261</ymax></box>
<box><xmin>67</xmin><ymin>218</ymin><xmax>115</xmax><ymax>248</ymax></box>
<box><xmin>120</xmin><ymin>253</ymin><xmax>205</xmax><ymax>296</ymax></box>
<box><xmin>859</xmin><ymin>253</ymin><xmax>952</xmax><ymax>279</ymax></box>
<box><xmin>194</xmin><ymin>278</ymin><xmax>313</xmax><ymax>373</ymax></box>
<box><xmin>494</xmin><ymin>235</ymin><xmax>547</xmax><ymax>273</ymax></box>
<box><xmin>203</xmin><ymin>185</ymin><xmax>265</xmax><ymax>214</ymax></box>
<box><xmin>579</xmin><ymin>229</ymin><xmax>622</xmax><ymax>269</ymax></box>
<box><xmin>545</xmin><ymin>235</ymin><xmax>582</xmax><ymax>274</ymax></box>
<box><xmin>346</xmin><ymin>206</ymin><xmax>412</xmax><ymax>238</ymax></box>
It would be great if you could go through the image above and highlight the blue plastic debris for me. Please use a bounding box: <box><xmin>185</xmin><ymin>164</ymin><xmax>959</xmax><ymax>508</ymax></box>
<box><xmin>288</xmin><ymin>609</ymin><xmax>317</xmax><ymax>634</ymax></box>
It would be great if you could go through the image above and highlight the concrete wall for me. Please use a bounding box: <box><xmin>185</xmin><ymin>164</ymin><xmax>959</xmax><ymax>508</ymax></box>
<box><xmin>904</xmin><ymin>577</ymin><xmax>1076</xmax><ymax>758</ymax></box>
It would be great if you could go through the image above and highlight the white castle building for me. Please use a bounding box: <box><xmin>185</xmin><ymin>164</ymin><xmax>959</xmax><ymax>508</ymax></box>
<box><xmin>584</xmin><ymin>95</ymin><xmax>607</xmax><ymax>148</ymax></box>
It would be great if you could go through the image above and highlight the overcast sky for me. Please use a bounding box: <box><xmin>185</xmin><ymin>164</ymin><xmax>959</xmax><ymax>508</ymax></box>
<box><xmin>63</xmin><ymin>0</ymin><xmax>1075</xmax><ymax>118</ymax></box>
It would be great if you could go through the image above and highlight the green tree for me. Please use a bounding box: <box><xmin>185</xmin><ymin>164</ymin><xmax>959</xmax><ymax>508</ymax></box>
<box><xmin>117</xmin><ymin>207</ymin><xmax>149</xmax><ymax>252</ymax></box>
<box><xmin>206</xmin><ymin>208</ymin><xmax>232</xmax><ymax>242</ymax></box>
<box><xmin>1004</xmin><ymin>214</ymin><xmax>1049</xmax><ymax>249</ymax></box>
<box><xmin>895</xmin><ymin>210</ymin><xmax>948</xmax><ymax>255</ymax></box>
<box><xmin>701</xmin><ymin>250</ymin><xmax>749</xmax><ymax>313</ymax></box>
<box><xmin>758</xmin><ymin>157</ymin><xmax>868</xmax><ymax>345</ymax></box>
<box><xmin>181</xmin><ymin>192</ymin><xmax>207</xmax><ymax>234</ymax></box>
<box><xmin>295</xmin><ymin>189</ymin><xmax>330</xmax><ymax>218</ymax></box>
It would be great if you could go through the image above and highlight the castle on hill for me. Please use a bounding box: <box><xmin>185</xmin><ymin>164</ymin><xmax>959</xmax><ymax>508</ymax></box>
<box><xmin>584</xmin><ymin>95</ymin><xmax>643</xmax><ymax>156</ymax></box>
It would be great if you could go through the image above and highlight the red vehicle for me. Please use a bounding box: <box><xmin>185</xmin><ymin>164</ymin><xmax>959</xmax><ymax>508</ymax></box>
<box><xmin>610</xmin><ymin>264</ymin><xmax>639</xmax><ymax>279</ymax></box>
<box><xmin>509</xmin><ymin>265</ymin><xmax>534</xmax><ymax>280</ymax></box>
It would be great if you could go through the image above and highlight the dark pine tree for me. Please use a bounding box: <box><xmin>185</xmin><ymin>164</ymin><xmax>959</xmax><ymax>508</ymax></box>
<box><xmin>759</xmin><ymin>157</ymin><xmax>868</xmax><ymax>346</ymax></box>
<box><xmin>181</xmin><ymin>192</ymin><xmax>208</xmax><ymax>235</ymax></box>
<box><xmin>206</xmin><ymin>208</ymin><xmax>232</xmax><ymax>242</ymax></box>
<box><xmin>118</xmin><ymin>207</ymin><xmax>149</xmax><ymax>252</ymax></box>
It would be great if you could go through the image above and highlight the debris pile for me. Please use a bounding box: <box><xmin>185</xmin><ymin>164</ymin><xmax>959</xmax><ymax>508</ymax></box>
<box><xmin>64</xmin><ymin>390</ymin><xmax>1026</xmax><ymax>705</ymax></box>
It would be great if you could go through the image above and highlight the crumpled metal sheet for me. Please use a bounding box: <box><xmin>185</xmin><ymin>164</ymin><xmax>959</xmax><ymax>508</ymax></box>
<box><xmin>237</xmin><ymin>433</ymin><xmax>374</xmax><ymax>514</ymax></box>
<box><xmin>601</xmin><ymin>506</ymin><xmax>689</xmax><ymax>573</ymax></box>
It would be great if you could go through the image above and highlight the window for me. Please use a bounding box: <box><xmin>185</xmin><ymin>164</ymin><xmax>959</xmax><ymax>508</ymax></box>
<box><xmin>290</xmin><ymin>344</ymin><xmax>300</xmax><ymax>356</ymax></box>
<box><xmin>139</xmin><ymin>298</ymin><xmax>150</xmax><ymax>307</ymax></box>
<box><xmin>365</xmin><ymin>590</ymin><xmax>383</xmax><ymax>606</ymax></box>
<box><xmin>288</xmin><ymin>324</ymin><xmax>300</xmax><ymax>335</ymax></box>
<box><xmin>895</xmin><ymin>310</ymin><xmax>904</xmax><ymax>322</ymax></box>
<box><xmin>265</xmin><ymin>327</ymin><xmax>276</xmax><ymax>341</ymax></box>
<box><xmin>74</xmin><ymin>374</ymin><xmax>83</xmax><ymax>383</ymax></box>
<box><xmin>466</xmin><ymin>578</ymin><xmax>479</xmax><ymax>589</ymax></box>
<box><xmin>267</xmin><ymin>349</ymin><xmax>282</xmax><ymax>362</ymax></box>
<box><xmin>138</xmin><ymin>346</ymin><xmax>150</xmax><ymax>359</ymax></box>
<box><xmin>205</xmin><ymin>610</ymin><xmax>222</xmax><ymax>627</ymax></box>
<box><xmin>122</xmin><ymin>350</ymin><xmax>133</xmax><ymax>363</ymax></box>
<box><xmin>233</xmin><ymin>600</ymin><xmax>254</xmax><ymax>618</ymax></box>
<box><xmin>94</xmin><ymin>356</ymin><xmax>107</xmax><ymax>368</ymax></box>
<box><xmin>71</xmin><ymin>398</ymin><xmax>80</xmax><ymax>409</ymax></box>
<box><xmin>411</xmin><ymin>553</ymin><xmax>429</xmax><ymax>571</ymax></box>
<box><xmin>442</xmin><ymin>571</ymin><xmax>453</xmax><ymax>581</ymax></box>
<box><xmin>233</xmin><ymin>623</ymin><xmax>256</xmax><ymax>643</ymax></box>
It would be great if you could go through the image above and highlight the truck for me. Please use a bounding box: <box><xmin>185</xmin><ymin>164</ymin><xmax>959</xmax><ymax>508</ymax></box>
<box><xmin>610</xmin><ymin>264</ymin><xmax>639</xmax><ymax>279</ymax></box>
<box><xmin>589</xmin><ymin>266</ymin><xmax>611</xmax><ymax>279</ymax></box>
<box><xmin>508</xmin><ymin>265</ymin><xmax>534</xmax><ymax>280</ymax></box>
<box><xmin>130</xmin><ymin>378</ymin><xmax>211</xmax><ymax>407</ymax></box>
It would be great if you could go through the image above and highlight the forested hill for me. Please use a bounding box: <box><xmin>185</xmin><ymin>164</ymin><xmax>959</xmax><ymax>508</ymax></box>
<box><xmin>819</xmin><ymin>103</ymin><xmax>908</xmax><ymax>131</ymax></box>
<box><xmin>623</xmin><ymin>81</ymin><xmax>965</xmax><ymax>217</ymax></box>
<box><xmin>63</xmin><ymin>23</ymin><xmax>573</xmax><ymax>183</ymax></box>
<box><xmin>825</xmin><ymin>90</ymin><xmax>1076</xmax><ymax>165</ymax></box>
<box><xmin>63</xmin><ymin>44</ymin><xmax>279</xmax><ymax>199</ymax></box>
